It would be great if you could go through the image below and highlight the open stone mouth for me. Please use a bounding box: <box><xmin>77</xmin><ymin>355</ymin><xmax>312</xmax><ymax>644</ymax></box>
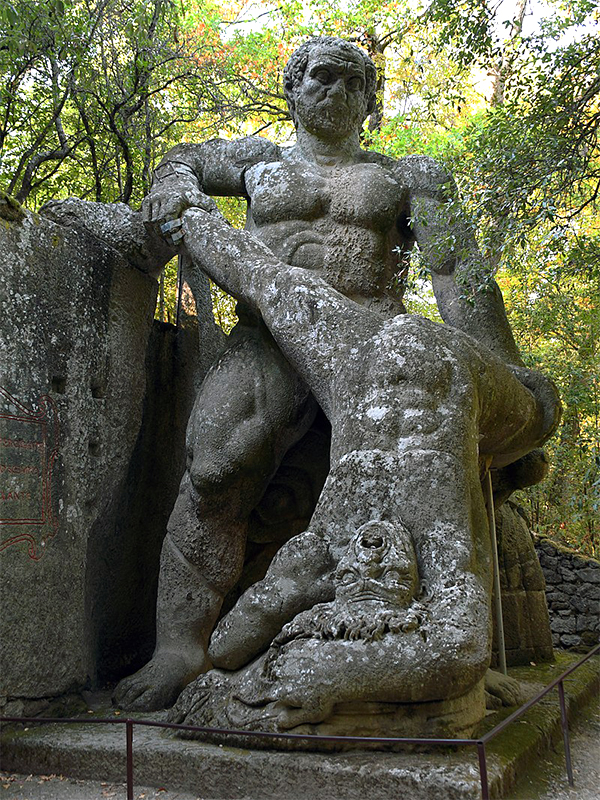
<box><xmin>360</xmin><ymin>532</ymin><xmax>385</xmax><ymax>549</ymax></box>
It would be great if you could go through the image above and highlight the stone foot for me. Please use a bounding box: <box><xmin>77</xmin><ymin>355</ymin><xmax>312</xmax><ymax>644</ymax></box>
<box><xmin>113</xmin><ymin>651</ymin><xmax>205</xmax><ymax>711</ymax></box>
<box><xmin>169</xmin><ymin>671</ymin><xmax>233</xmax><ymax>735</ymax></box>
<box><xmin>484</xmin><ymin>668</ymin><xmax>524</xmax><ymax>709</ymax></box>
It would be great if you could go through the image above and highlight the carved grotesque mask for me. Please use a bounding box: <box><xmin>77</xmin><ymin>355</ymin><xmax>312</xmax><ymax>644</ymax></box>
<box><xmin>335</xmin><ymin>519</ymin><xmax>419</xmax><ymax>607</ymax></box>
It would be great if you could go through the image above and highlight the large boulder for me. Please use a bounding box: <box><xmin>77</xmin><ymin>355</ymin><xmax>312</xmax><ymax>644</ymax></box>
<box><xmin>0</xmin><ymin>195</ymin><xmax>221</xmax><ymax>713</ymax></box>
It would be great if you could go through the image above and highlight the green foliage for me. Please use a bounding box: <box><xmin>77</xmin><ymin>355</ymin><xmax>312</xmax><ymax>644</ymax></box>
<box><xmin>156</xmin><ymin>257</ymin><xmax>179</xmax><ymax>325</ymax></box>
<box><xmin>500</xmin><ymin>255</ymin><xmax>599</xmax><ymax>557</ymax></box>
<box><xmin>0</xmin><ymin>0</ymin><xmax>247</xmax><ymax>207</ymax></box>
<box><xmin>209</xmin><ymin>194</ymin><xmax>243</xmax><ymax>333</ymax></box>
<box><xmin>446</xmin><ymin>41</ymin><xmax>599</xmax><ymax>265</ymax></box>
<box><xmin>210</xmin><ymin>281</ymin><xmax>238</xmax><ymax>333</ymax></box>
<box><xmin>3</xmin><ymin>0</ymin><xmax>598</xmax><ymax>553</ymax></box>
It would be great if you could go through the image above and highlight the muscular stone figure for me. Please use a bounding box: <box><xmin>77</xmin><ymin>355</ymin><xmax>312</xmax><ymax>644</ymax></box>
<box><xmin>165</xmin><ymin>204</ymin><xmax>558</xmax><ymax>735</ymax></box>
<box><xmin>114</xmin><ymin>36</ymin><xmax>559</xmax><ymax>711</ymax></box>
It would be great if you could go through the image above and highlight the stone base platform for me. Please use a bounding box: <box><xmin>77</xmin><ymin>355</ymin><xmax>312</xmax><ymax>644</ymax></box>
<box><xmin>1</xmin><ymin>654</ymin><xmax>598</xmax><ymax>800</ymax></box>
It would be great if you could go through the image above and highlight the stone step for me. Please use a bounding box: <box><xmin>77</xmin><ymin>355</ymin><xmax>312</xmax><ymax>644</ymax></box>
<box><xmin>1</xmin><ymin>653</ymin><xmax>598</xmax><ymax>800</ymax></box>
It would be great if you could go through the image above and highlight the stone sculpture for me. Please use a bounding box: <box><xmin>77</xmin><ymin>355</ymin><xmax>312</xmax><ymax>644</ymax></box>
<box><xmin>165</xmin><ymin>202</ymin><xmax>558</xmax><ymax>737</ymax></box>
<box><xmin>114</xmin><ymin>36</ymin><xmax>560</xmax><ymax>727</ymax></box>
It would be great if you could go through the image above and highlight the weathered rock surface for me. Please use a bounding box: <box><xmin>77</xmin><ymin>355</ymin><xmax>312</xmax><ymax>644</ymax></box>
<box><xmin>0</xmin><ymin>201</ymin><xmax>221</xmax><ymax>712</ymax></box>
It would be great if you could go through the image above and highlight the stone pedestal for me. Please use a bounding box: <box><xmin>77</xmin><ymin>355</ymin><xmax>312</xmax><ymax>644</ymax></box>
<box><xmin>1</xmin><ymin>654</ymin><xmax>598</xmax><ymax>800</ymax></box>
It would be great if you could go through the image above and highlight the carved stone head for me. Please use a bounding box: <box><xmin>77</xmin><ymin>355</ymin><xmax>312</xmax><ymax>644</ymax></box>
<box><xmin>335</xmin><ymin>519</ymin><xmax>419</xmax><ymax>607</ymax></box>
<box><xmin>283</xmin><ymin>37</ymin><xmax>377</xmax><ymax>136</ymax></box>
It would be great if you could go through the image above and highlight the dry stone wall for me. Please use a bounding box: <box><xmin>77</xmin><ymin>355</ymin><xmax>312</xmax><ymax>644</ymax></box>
<box><xmin>534</xmin><ymin>535</ymin><xmax>600</xmax><ymax>651</ymax></box>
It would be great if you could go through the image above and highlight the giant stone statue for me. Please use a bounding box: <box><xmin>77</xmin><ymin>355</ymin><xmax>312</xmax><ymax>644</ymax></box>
<box><xmin>169</xmin><ymin>203</ymin><xmax>556</xmax><ymax>737</ymax></box>
<box><xmin>114</xmin><ymin>37</ymin><xmax>560</xmax><ymax>736</ymax></box>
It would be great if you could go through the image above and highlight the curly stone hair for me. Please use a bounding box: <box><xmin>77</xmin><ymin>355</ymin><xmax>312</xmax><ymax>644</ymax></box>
<box><xmin>283</xmin><ymin>37</ymin><xmax>377</xmax><ymax>126</ymax></box>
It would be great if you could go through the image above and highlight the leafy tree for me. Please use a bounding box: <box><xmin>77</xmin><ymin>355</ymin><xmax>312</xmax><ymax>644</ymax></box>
<box><xmin>2</xmin><ymin>0</ymin><xmax>597</xmax><ymax>552</ymax></box>
<box><xmin>419</xmin><ymin>0</ymin><xmax>600</xmax><ymax>555</ymax></box>
<box><xmin>500</xmin><ymin>258</ymin><xmax>599</xmax><ymax>556</ymax></box>
<box><xmin>0</xmin><ymin>0</ymin><xmax>238</xmax><ymax>206</ymax></box>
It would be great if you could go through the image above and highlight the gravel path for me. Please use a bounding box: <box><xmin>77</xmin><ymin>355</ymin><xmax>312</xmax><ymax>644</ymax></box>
<box><xmin>1</xmin><ymin>708</ymin><xmax>599</xmax><ymax>800</ymax></box>
<box><xmin>531</xmin><ymin>707</ymin><xmax>600</xmax><ymax>800</ymax></box>
<box><xmin>0</xmin><ymin>774</ymin><xmax>200</xmax><ymax>800</ymax></box>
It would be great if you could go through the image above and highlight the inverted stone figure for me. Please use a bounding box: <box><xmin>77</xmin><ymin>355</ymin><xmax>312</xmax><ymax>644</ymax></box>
<box><xmin>172</xmin><ymin>520</ymin><xmax>430</xmax><ymax>738</ymax></box>
<box><xmin>164</xmin><ymin>203</ymin><xmax>556</xmax><ymax>735</ymax></box>
<box><xmin>114</xmin><ymin>36</ymin><xmax>560</xmax><ymax>714</ymax></box>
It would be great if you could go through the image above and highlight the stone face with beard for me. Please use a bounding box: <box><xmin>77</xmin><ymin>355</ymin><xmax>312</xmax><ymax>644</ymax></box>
<box><xmin>271</xmin><ymin>520</ymin><xmax>425</xmax><ymax>648</ymax></box>
<box><xmin>292</xmin><ymin>46</ymin><xmax>370</xmax><ymax>142</ymax></box>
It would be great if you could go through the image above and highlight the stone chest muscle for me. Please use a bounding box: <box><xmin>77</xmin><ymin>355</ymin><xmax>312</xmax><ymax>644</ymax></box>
<box><xmin>245</xmin><ymin>160</ymin><xmax>404</xmax><ymax>230</ymax></box>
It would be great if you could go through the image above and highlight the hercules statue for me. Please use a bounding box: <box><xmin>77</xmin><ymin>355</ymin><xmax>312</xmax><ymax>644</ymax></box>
<box><xmin>112</xmin><ymin>36</ymin><xmax>560</xmax><ymax>715</ymax></box>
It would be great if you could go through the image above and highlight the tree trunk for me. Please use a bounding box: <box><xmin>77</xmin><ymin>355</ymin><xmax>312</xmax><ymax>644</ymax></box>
<box><xmin>490</xmin><ymin>0</ymin><xmax>528</xmax><ymax>107</ymax></box>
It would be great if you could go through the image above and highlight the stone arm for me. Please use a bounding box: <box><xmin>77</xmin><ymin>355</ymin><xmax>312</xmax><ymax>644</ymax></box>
<box><xmin>399</xmin><ymin>155</ymin><xmax>522</xmax><ymax>363</ymax></box>
<box><xmin>142</xmin><ymin>136</ymin><xmax>281</xmax><ymax>228</ymax></box>
<box><xmin>180</xmin><ymin>208</ymin><xmax>378</xmax><ymax>419</ymax></box>
<box><xmin>208</xmin><ymin>532</ymin><xmax>336</xmax><ymax>670</ymax></box>
<box><xmin>400</xmin><ymin>154</ymin><xmax>561</xmax><ymax>441</ymax></box>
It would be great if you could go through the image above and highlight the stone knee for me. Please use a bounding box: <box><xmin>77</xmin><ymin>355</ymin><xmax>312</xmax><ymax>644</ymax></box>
<box><xmin>209</xmin><ymin>531</ymin><xmax>335</xmax><ymax>669</ymax></box>
<box><xmin>164</xmin><ymin>470</ymin><xmax>247</xmax><ymax>597</ymax></box>
<box><xmin>184</xmin><ymin>328</ymin><xmax>316</xmax><ymax>509</ymax></box>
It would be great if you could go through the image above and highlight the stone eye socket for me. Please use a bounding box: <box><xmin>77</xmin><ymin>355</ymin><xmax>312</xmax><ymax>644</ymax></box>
<box><xmin>337</xmin><ymin>569</ymin><xmax>357</xmax><ymax>585</ymax></box>
<box><xmin>313</xmin><ymin>69</ymin><xmax>331</xmax><ymax>84</ymax></box>
<box><xmin>347</xmin><ymin>76</ymin><xmax>364</xmax><ymax>91</ymax></box>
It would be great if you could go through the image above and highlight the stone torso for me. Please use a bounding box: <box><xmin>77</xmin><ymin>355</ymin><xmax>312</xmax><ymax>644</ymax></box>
<box><xmin>244</xmin><ymin>149</ymin><xmax>410</xmax><ymax>304</ymax></box>
<box><xmin>330</xmin><ymin>315</ymin><xmax>475</xmax><ymax>462</ymax></box>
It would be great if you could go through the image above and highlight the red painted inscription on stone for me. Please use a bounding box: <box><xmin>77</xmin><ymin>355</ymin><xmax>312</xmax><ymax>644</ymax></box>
<box><xmin>0</xmin><ymin>387</ymin><xmax>59</xmax><ymax>560</ymax></box>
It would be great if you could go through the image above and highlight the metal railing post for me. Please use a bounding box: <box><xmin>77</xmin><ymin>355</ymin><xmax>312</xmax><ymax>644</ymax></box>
<box><xmin>485</xmin><ymin>470</ymin><xmax>507</xmax><ymax>674</ymax></box>
<box><xmin>557</xmin><ymin>680</ymin><xmax>574</xmax><ymax>786</ymax></box>
<box><xmin>477</xmin><ymin>741</ymin><xmax>489</xmax><ymax>800</ymax></box>
<box><xmin>126</xmin><ymin>718</ymin><xmax>134</xmax><ymax>800</ymax></box>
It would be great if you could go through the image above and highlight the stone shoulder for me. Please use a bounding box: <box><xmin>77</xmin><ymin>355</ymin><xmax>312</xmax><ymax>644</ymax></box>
<box><xmin>357</xmin><ymin>150</ymin><xmax>454</xmax><ymax>199</ymax></box>
<box><xmin>211</xmin><ymin>135</ymin><xmax>282</xmax><ymax>169</ymax></box>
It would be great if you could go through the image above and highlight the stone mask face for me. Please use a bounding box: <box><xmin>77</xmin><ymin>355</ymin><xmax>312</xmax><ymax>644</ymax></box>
<box><xmin>335</xmin><ymin>520</ymin><xmax>419</xmax><ymax>606</ymax></box>
<box><xmin>293</xmin><ymin>46</ymin><xmax>369</xmax><ymax>141</ymax></box>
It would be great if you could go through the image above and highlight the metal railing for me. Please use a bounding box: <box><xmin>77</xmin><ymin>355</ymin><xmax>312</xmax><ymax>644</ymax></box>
<box><xmin>1</xmin><ymin>643</ymin><xmax>598</xmax><ymax>800</ymax></box>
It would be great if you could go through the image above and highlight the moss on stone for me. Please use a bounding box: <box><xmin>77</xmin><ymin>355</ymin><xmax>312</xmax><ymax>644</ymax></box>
<box><xmin>478</xmin><ymin>652</ymin><xmax>599</xmax><ymax>797</ymax></box>
<box><xmin>535</xmin><ymin>534</ymin><xmax>600</xmax><ymax>566</ymax></box>
<box><xmin>0</xmin><ymin>188</ymin><xmax>26</xmax><ymax>222</ymax></box>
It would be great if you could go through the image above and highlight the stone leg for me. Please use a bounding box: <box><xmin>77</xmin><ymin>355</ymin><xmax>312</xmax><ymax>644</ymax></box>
<box><xmin>209</xmin><ymin>529</ymin><xmax>336</xmax><ymax>670</ymax></box>
<box><xmin>114</xmin><ymin>321</ymin><xmax>318</xmax><ymax>711</ymax></box>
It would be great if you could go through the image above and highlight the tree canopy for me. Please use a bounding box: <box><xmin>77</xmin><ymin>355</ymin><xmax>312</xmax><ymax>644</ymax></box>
<box><xmin>1</xmin><ymin>0</ymin><xmax>598</xmax><ymax>555</ymax></box>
